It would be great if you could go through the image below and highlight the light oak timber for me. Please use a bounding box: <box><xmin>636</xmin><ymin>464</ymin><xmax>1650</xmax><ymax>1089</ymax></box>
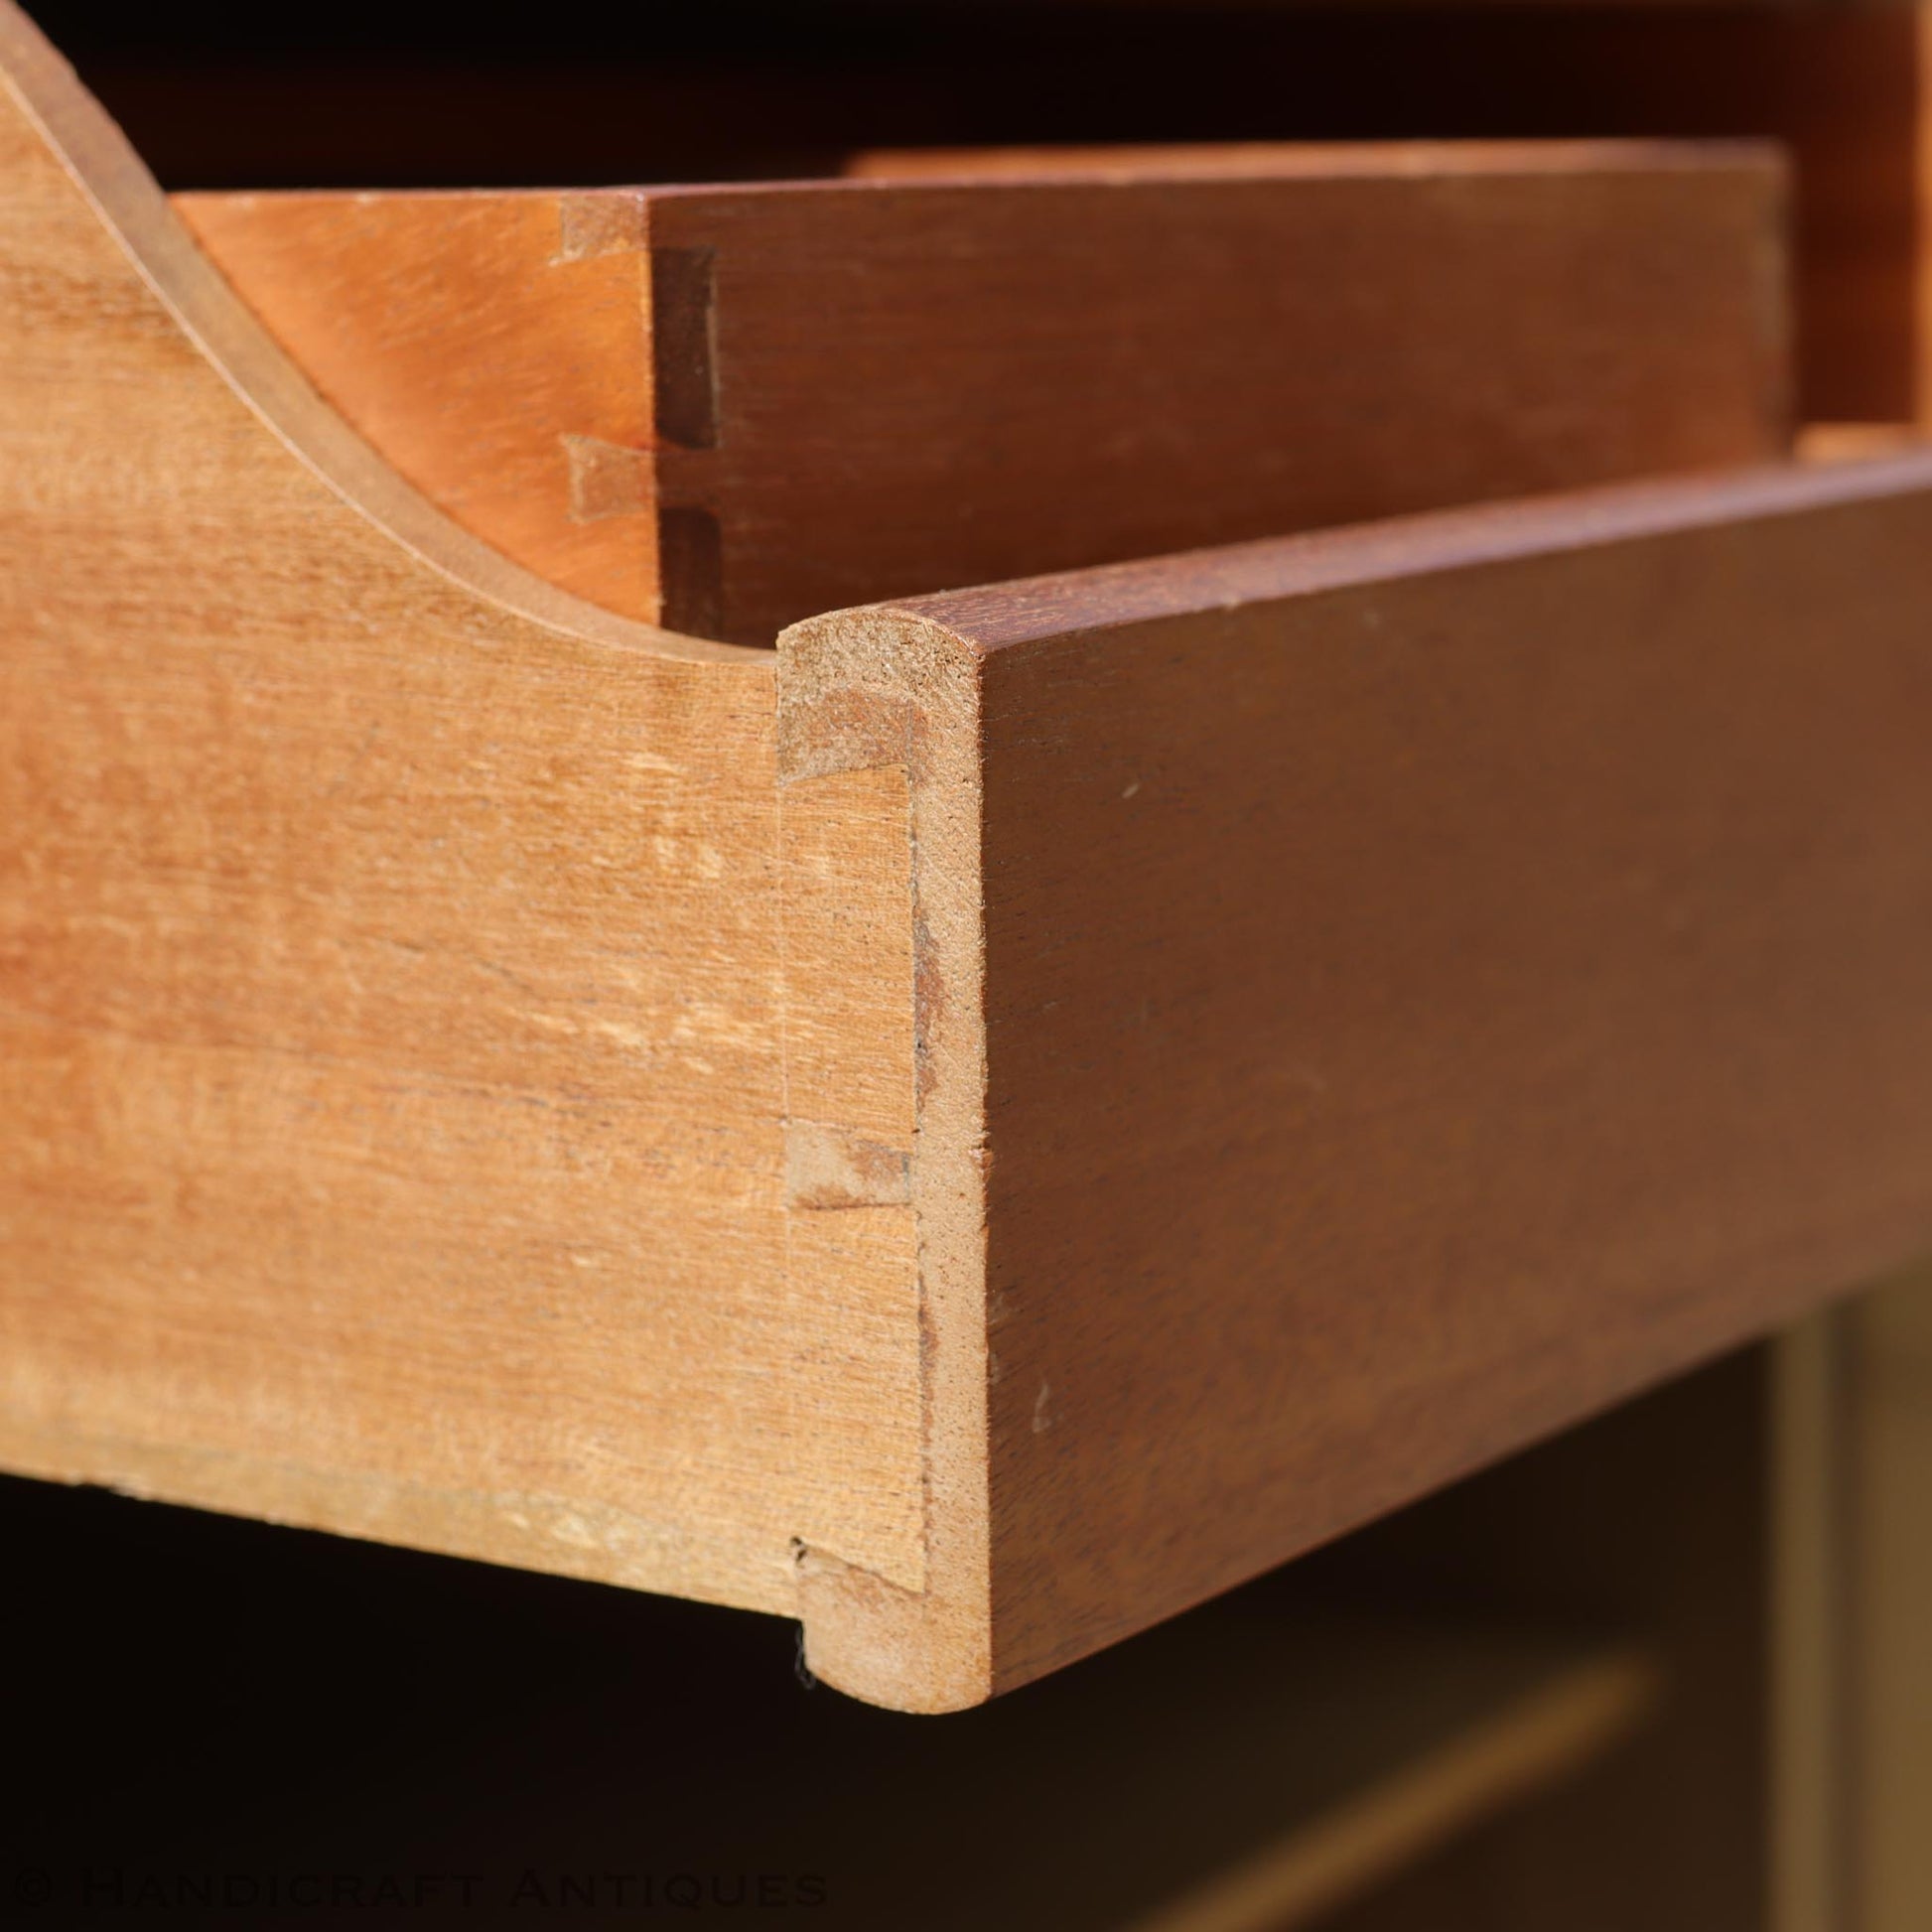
<box><xmin>0</xmin><ymin>3</ymin><xmax>918</xmax><ymax>1651</ymax></box>
<box><xmin>175</xmin><ymin>142</ymin><xmax>1790</xmax><ymax>642</ymax></box>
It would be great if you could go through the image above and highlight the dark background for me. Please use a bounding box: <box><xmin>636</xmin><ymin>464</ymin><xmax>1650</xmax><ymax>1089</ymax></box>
<box><xmin>0</xmin><ymin>1354</ymin><xmax>1765</xmax><ymax>1930</ymax></box>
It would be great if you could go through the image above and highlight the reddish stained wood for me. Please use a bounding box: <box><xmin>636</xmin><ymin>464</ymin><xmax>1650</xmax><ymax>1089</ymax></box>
<box><xmin>782</xmin><ymin>448</ymin><xmax>1932</xmax><ymax>1696</ymax></box>
<box><xmin>182</xmin><ymin>144</ymin><xmax>1788</xmax><ymax>643</ymax></box>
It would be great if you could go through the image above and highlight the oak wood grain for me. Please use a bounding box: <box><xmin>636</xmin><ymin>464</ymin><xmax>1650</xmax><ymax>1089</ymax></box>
<box><xmin>0</xmin><ymin>2</ymin><xmax>923</xmax><ymax>1633</ymax></box>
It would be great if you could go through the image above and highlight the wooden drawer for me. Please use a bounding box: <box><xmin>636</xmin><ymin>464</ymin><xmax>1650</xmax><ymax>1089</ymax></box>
<box><xmin>171</xmin><ymin>144</ymin><xmax>1786</xmax><ymax>642</ymax></box>
<box><xmin>5</xmin><ymin>1</ymin><xmax>1931</xmax><ymax>1713</ymax></box>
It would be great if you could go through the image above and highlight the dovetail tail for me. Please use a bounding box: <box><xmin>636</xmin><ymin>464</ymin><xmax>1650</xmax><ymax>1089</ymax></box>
<box><xmin>785</xmin><ymin>1120</ymin><xmax>911</xmax><ymax>1210</ymax></box>
<box><xmin>555</xmin><ymin>192</ymin><xmax>647</xmax><ymax>262</ymax></box>
<box><xmin>562</xmin><ymin>435</ymin><xmax>652</xmax><ymax>522</ymax></box>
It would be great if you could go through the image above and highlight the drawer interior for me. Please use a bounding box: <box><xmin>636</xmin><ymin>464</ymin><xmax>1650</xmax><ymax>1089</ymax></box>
<box><xmin>171</xmin><ymin>149</ymin><xmax>1787</xmax><ymax>643</ymax></box>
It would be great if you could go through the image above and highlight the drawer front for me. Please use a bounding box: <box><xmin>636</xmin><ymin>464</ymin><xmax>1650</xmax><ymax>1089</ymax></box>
<box><xmin>783</xmin><ymin>452</ymin><xmax>1932</xmax><ymax>1699</ymax></box>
